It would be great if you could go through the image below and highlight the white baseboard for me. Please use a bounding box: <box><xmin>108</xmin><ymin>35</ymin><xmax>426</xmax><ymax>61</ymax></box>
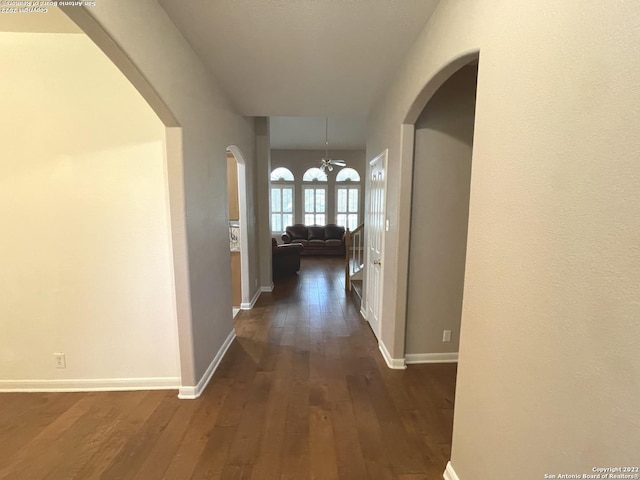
<box><xmin>240</xmin><ymin>288</ymin><xmax>261</xmax><ymax>310</ymax></box>
<box><xmin>178</xmin><ymin>329</ymin><xmax>236</xmax><ymax>399</ymax></box>
<box><xmin>0</xmin><ymin>376</ymin><xmax>180</xmax><ymax>393</ymax></box>
<box><xmin>261</xmin><ymin>283</ymin><xmax>274</xmax><ymax>293</ymax></box>
<box><xmin>378</xmin><ymin>341</ymin><xmax>406</xmax><ymax>370</ymax></box>
<box><xmin>360</xmin><ymin>306</ymin><xmax>367</xmax><ymax>320</ymax></box>
<box><xmin>232</xmin><ymin>307</ymin><xmax>241</xmax><ymax>318</ymax></box>
<box><xmin>443</xmin><ymin>461</ymin><xmax>460</xmax><ymax>480</ymax></box>
<box><xmin>405</xmin><ymin>352</ymin><xmax>459</xmax><ymax>364</ymax></box>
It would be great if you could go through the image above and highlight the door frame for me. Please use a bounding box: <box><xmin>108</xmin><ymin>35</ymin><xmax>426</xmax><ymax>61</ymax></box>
<box><xmin>226</xmin><ymin>145</ymin><xmax>250</xmax><ymax>309</ymax></box>
<box><xmin>363</xmin><ymin>149</ymin><xmax>388</xmax><ymax>342</ymax></box>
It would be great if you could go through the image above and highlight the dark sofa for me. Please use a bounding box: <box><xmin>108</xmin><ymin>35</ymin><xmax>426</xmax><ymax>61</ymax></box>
<box><xmin>281</xmin><ymin>224</ymin><xmax>346</xmax><ymax>256</ymax></box>
<box><xmin>272</xmin><ymin>238</ymin><xmax>304</xmax><ymax>277</ymax></box>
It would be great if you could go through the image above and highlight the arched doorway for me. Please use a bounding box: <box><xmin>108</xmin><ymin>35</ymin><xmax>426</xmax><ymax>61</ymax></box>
<box><xmin>226</xmin><ymin>146</ymin><xmax>250</xmax><ymax>311</ymax></box>
<box><xmin>405</xmin><ymin>62</ymin><xmax>479</xmax><ymax>364</ymax></box>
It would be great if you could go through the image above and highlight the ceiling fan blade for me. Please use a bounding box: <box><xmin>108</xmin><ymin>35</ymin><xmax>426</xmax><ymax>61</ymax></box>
<box><xmin>331</xmin><ymin>160</ymin><xmax>347</xmax><ymax>166</ymax></box>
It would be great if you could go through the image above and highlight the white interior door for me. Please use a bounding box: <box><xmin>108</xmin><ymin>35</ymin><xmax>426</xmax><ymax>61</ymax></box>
<box><xmin>365</xmin><ymin>150</ymin><xmax>387</xmax><ymax>340</ymax></box>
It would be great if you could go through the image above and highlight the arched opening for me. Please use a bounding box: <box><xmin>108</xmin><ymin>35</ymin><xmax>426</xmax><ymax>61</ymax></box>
<box><xmin>405</xmin><ymin>62</ymin><xmax>479</xmax><ymax>364</ymax></box>
<box><xmin>388</xmin><ymin>52</ymin><xmax>481</xmax><ymax>369</ymax></box>
<box><xmin>226</xmin><ymin>145</ymin><xmax>250</xmax><ymax>313</ymax></box>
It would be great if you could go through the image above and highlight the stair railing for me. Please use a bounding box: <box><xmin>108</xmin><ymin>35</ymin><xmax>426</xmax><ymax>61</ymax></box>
<box><xmin>345</xmin><ymin>223</ymin><xmax>365</xmax><ymax>291</ymax></box>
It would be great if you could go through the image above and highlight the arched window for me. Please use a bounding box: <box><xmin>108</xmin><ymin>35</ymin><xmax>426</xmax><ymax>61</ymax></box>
<box><xmin>336</xmin><ymin>168</ymin><xmax>361</xmax><ymax>230</ymax></box>
<box><xmin>302</xmin><ymin>168</ymin><xmax>327</xmax><ymax>224</ymax></box>
<box><xmin>270</xmin><ymin>167</ymin><xmax>294</xmax><ymax>232</ymax></box>
<box><xmin>302</xmin><ymin>167</ymin><xmax>328</xmax><ymax>182</ymax></box>
<box><xmin>336</xmin><ymin>167</ymin><xmax>360</xmax><ymax>182</ymax></box>
<box><xmin>270</xmin><ymin>167</ymin><xmax>294</xmax><ymax>182</ymax></box>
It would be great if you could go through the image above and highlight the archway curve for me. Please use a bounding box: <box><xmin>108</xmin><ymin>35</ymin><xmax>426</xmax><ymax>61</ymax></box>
<box><xmin>59</xmin><ymin>5</ymin><xmax>179</xmax><ymax>127</ymax></box>
<box><xmin>226</xmin><ymin>145</ymin><xmax>251</xmax><ymax>307</ymax></box>
<box><xmin>403</xmin><ymin>50</ymin><xmax>479</xmax><ymax>125</ymax></box>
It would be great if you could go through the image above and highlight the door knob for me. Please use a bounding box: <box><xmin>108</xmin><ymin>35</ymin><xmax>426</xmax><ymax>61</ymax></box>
<box><xmin>373</xmin><ymin>259</ymin><xmax>381</xmax><ymax>265</ymax></box>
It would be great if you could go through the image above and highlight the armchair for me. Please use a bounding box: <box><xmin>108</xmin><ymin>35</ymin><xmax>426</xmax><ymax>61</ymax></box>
<box><xmin>272</xmin><ymin>238</ymin><xmax>304</xmax><ymax>278</ymax></box>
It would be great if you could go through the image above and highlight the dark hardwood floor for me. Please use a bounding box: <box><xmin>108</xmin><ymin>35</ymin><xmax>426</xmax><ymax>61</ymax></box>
<box><xmin>0</xmin><ymin>257</ymin><xmax>456</xmax><ymax>479</ymax></box>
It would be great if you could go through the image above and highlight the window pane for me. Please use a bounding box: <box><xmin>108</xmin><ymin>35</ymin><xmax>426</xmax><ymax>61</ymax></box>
<box><xmin>283</xmin><ymin>214</ymin><xmax>293</xmax><ymax>228</ymax></box>
<box><xmin>337</xmin><ymin>188</ymin><xmax>347</xmax><ymax>213</ymax></box>
<box><xmin>348</xmin><ymin>188</ymin><xmax>358</xmax><ymax>212</ymax></box>
<box><xmin>305</xmin><ymin>188</ymin><xmax>314</xmax><ymax>212</ymax></box>
<box><xmin>283</xmin><ymin>187</ymin><xmax>293</xmax><ymax>212</ymax></box>
<box><xmin>271</xmin><ymin>188</ymin><xmax>281</xmax><ymax>213</ymax></box>
<box><xmin>316</xmin><ymin>214</ymin><xmax>325</xmax><ymax>225</ymax></box>
<box><xmin>316</xmin><ymin>189</ymin><xmax>325</xmax><ymax>212</ymax></box>
<box><xmin>337</xmin><ymin>213</ymin><xmax>346</xmax><ymax>227</ymax></box>
<box><xmin>305</xmin><ymin>214</ymin><xmax>315</xmax><ymax>225</ymax></box>
<box><xmin>272</xmin><ymin>214</ymin><xmax>281</xmax><ymax>232</ymax></box>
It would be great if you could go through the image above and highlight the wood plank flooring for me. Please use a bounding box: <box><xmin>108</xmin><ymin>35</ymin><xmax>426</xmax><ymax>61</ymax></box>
<box><xmin>0</xmin><ymin>257</ymin><xmax>457</xmax><ymax>479</ymax></box>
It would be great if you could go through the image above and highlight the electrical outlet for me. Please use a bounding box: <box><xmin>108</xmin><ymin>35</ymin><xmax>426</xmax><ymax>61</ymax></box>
<box><xmin>442</xmin><ymin>330</ymin><xmax>452</xmax><ymax>343</ymax></box>
<box><xmin>54</xmin><ymin>353</ymin><xmax>66</xmax><ymax>369</ymax></box>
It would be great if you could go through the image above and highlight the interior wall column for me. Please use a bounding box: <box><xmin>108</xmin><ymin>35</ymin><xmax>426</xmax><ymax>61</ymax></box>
<box><xmin>255</xmin><ymin>117</ymin><xmax>273</xmax><ymax>288</ymax></box>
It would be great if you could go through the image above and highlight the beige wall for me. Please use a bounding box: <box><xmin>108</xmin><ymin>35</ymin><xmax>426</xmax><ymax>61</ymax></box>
<box><xmin>271</xmin><ymin>149</ymin><xmax>366</xmax><ymax>228</ymax></box>
<box><xmin>61</xmin><ymin>1</ymin><xmax>261</xmax><ymax>387</ymax></box>
<box><xmin>368</xmin><ymin>0</ymin><xmax>640</xmax><ymax>477</ymax></box>
<box><xmin>406</xmin><ymin>66</ymin><xmax>477</xmax><ymax>356</ymax></box>
<box><xmin>0</xmin><ymin>32</ymin><xmax>179</xmax><ymax>386</ymax></box>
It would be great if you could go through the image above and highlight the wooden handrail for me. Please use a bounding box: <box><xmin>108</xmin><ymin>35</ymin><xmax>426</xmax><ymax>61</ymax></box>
<box><xmin>345</xmin><ymin>223</ymin><xmax>365</xmax><ymax>291</ymax></box>
<box><xmin>350</xmin><ymin>223</ymin><xmax>364</xmax><ymax>237</ymax></box>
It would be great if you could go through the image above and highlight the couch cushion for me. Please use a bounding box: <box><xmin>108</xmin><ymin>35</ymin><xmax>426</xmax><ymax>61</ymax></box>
<box><xmin>286</xmin><ymin>224</ymin><xmax>308</xmax><ymax>240</ymax></box>
<box><xmin>296</xmin><ymin>239</ymin><xmax>309</xmax><ymax>247</ymax></box>
<box><xmin>309</xmin><ymin>239</ymin><xmax>325</xmax><ymax>247</ymax></box>
<box><xmin>325</xmin><ymin>239</ymin><xmax>342</xmax><ymax>248</ymax></box>
<box><xmin>324</xmin><ymin>224</ymin><xmax>345</xmax><ymax>240</ymax></box>
<box><xmin>308</xmin><ymin>225</ymin><xmax>326</xmax><ymax>241</ymax></box>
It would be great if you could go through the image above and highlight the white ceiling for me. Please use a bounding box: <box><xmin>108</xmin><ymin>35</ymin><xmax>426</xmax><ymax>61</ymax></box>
<box><xmin>158</xmin><ymin>0</ymin><xmax>440</xmax><ymax>148</ymax></box>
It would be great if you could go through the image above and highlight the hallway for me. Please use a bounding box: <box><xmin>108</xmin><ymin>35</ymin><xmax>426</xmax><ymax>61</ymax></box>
<box><xmin>222</xmin><ymin>257</ymin><xmax>457</xmax><ymax>479</ymax></box>
<box><xmin>0</xmin><ymin>258</ymin><xmax>456</xmax><ymax>479</ymax></box>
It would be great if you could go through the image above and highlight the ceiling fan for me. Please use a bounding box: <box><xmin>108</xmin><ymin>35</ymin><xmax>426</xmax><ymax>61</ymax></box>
<box><xmin>320</xmin><ymin>117</ymin><xmax>346</xmax><ymax>172</ymax></box>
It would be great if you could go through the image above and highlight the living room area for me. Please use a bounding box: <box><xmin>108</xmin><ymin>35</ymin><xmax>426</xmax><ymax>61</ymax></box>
<box><xmin>268</xmin><ymin>119</ymin><xmax>367</xmax><ymax>284</ymax></box>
